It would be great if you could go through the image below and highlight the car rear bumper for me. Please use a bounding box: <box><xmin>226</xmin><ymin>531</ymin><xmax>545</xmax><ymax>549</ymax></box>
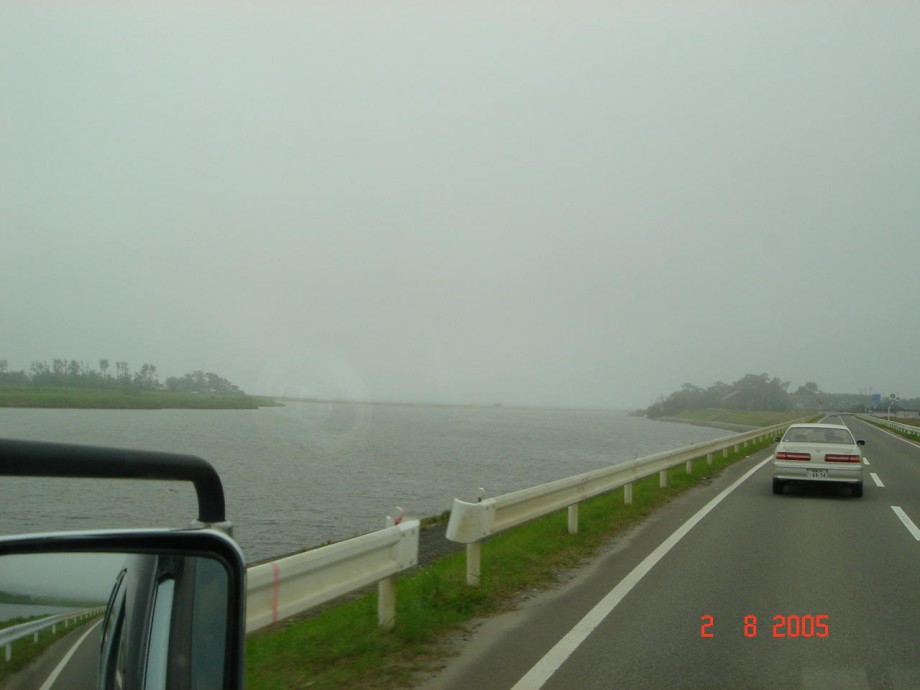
<box><xmin>773</xmin><ymin>461</ymin><xmax>863</xmax><ymax>483</ymax></box>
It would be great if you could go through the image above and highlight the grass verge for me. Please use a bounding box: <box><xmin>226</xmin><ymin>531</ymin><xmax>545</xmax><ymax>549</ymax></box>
<box><xmin>862</xmin><ymin>416</ymin><xmax>920</xmax><ymax>441</ymax></box>
<box><xmin>244</xmin><ymin>436</ymin><xmax>777</xmax><ymax>689</ymax></box>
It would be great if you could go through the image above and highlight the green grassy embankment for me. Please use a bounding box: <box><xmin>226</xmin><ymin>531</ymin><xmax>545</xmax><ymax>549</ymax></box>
<box><xmin>862</xmin><ymin>416</ymin><xmax>920</xmax><ymax>441</ymax></box>
<box><xmin>244</xmin><ymin>434</ymin><xmax>780</xmax><ymax>690</ymax></box>
<box><xmin>0</xmin><ymin>387</ymin><xmax>279</xmax><ymax>410</ymax></box>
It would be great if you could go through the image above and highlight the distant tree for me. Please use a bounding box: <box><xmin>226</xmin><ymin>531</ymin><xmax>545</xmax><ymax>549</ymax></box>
<box><xmin>164</xmin><ymin>370</ymin><xmax>242</xmax><ymax>394</ymax></box>
<box><xmin>645</xmin><ymin>373</ymin><xmax>792</xmax><ymax>417</ymax></box>
<box><xmin>133</xmin><ymin>363</ymin><xmax>159</xmax><ymax>389</ymax></box>
<box><xmin>795</xmin><ymin>381</ymin><xmax>821</xmax><ymax>395</ymax></box>
<box><xmin>729</xmin><ymin>373</ymin><xmax>791</xmax><ymax>411</ymax></box>
<box><xmin>0</xmin><ymin>360</ymin><xmax>29</xmax><ymax>386</ymax></box>
<box><xmin>99</xmin><ymin>359</ymin><xmax>110</xmax><ymax>379</ymax></box>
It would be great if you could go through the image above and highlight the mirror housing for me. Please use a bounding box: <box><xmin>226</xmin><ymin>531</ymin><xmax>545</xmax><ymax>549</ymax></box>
<box><xmin>1</xmin><ymin>438</ymin><xmax>247</xmax><ymax>689</ymax></box>
<box><xmin>0</xmin><ymin>528</ymin><xmax>246</xmax><ymax>689</ymax></box>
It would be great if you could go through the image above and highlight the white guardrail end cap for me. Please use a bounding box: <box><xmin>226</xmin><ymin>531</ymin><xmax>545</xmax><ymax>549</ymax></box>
<box><xmin>445</xmin><ymin>497</ymin><xmax>495</xmax><ymax>544</ymax></box>
<box><xmin>394</xmin><ymin>519</ymin><xmax>419</xmax><ymax>568</ymax></box>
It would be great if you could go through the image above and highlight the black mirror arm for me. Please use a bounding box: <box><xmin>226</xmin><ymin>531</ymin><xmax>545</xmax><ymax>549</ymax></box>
<box><xmin>0</xmin><ymin>439</ymin><xmax>227</xmax><ymax>526</ymax></box>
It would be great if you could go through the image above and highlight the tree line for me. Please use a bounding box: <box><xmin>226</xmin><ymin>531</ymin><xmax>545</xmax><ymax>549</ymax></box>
<box><xmin>645</xmin><ymin>373</ymin><xmax>794</xmax><ymax>418</ymax></box>
<box><xmin>0</xmin><ymin>358</ymin><xmax>243</xmax><ymax>395</ymax></box>
<box><xmin>645</xmin><ymin>374</ymin><xmax>917</xmax><ymax>417</ymax></box>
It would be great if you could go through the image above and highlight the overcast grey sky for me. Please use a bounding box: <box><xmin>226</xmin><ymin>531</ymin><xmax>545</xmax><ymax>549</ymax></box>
<box><xmin>2</xmin><ymin>2</ymin><xmax>918</xmax><ymax>409</ymax></box>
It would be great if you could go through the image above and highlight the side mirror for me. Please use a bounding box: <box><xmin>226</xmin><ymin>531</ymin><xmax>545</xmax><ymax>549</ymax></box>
<box><xmin>0</xmin><ymin>529</ymin><xmax>245</xmax><ymax>690</ymax></box>
<box><xmin>773</xmin><ymin>436</ymin><xmax>781</xmax><ymax>443</ymax></box>
<box><xmin>857</xmin><ymin>439</ymin><xmax>866</xmax><ymax>446</ymax></box>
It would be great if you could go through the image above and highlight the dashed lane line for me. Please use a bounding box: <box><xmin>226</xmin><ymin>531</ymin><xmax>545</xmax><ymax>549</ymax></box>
<box><xmin>891</xmin><ymin>506</ymin><xmax>920</xmax><ymax>542</ymax></box>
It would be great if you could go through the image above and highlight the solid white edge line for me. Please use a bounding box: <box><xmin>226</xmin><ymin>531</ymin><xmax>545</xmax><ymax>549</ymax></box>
<box><xmin>864</xmin><ymin>423</ymin><xmax>920</xmax><ymax>449</ymax></box>
<box><xmin>870</xmin><ymin>473</ymin><xmax>885</xmax><ymax>488</ymax></box>
<box><xmin>891</xmin><ymin>506</ymin><xmax>920</xmax><ymax>542</ymax></box>
<box><xmin>510</xmin><ymin>455</ymin><xmax>774</xmax><ymax>690</ymax></box>
<box><xmin>39</xmin><ymin>619</ymin><xmax>102</xmax><ymax>690</ymax></box>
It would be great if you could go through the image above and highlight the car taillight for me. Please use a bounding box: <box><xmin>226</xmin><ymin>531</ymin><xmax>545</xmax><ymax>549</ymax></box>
<box><xmin>824</xmin><ymin>454</ymin><xmax>861</xmax><ymax>463</ymax></box>
<box><xmin>775</xmin><ymin>451</ymin><xmax>811</xmax><ymax>461</ymax></box>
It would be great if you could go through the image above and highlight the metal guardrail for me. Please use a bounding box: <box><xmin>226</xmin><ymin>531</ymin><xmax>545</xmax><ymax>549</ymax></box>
<box><xmin>446</xmin><ymin>420</ymin><xmax>798</xmax><ymax>585</ymax></box>
<box><xmin>1</xmin><ymin>608</ymin><xmax>102</xmax><ymax>662</ymax></box>
<box><xmin>241</xmin><ymin>419</ymin><xmax>808</xmax><ymax>626</ymax></box>
<box><xmin>246</xmin><ymin>518</ymin><xmax>419</xmax><ymax>633</ymax></box>
<box><xmin>859</xmin><ymin>415</ymin><xmax>920</xmax><ymax>439</ymax></box>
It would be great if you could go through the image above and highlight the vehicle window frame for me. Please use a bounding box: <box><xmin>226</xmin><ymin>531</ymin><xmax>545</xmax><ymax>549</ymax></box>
<box><xmin>144</xmin><ymin>576</ymin><xmax>176</xmax><ymax>690</ymax></box>
<box><xmin>99</xmin><ymin>568</ymin><xmax>128</xmax><ymax>690</ymax></box>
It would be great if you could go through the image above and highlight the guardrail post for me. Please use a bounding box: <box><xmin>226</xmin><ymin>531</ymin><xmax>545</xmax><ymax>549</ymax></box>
<box><xmin>568</xmin><ymin>504</ymin><xmax>579</xmax><ymax>534</ymax></box>
<box><xmin>723</xmin><ymin>448</ymin><xmax>728</xmax><ymax>459</ymax></box>
<box><xmin>378</xmin><ymin>515</ymin><xmax>397</xmax><ymax>631</ymax></box>
<box><xmin>624</xmin><ymin>483</ymin><xmax>633</xmax><ymax>505</ymax></box>
<box><xmin>685</xmin><ymin>459</ymin><xmax>692</xmax><ymax>473</ymax></box>
<box><xmin>466</xmin><ymin>542</ymin><xmax>481</xmax><ymax>586</ymax></box>
<box><xmin>5</xmin><ymin>643</ymin><xmax>10</xmax><ymax>662</ymax></box>
<box><xmin>378</xmin><ymin>577</ymin><xmax>396</xmax><ymax>631</ymax></box>
<box><xmin>659</xmin><ymin>469</ymin><xmax>667</xmax><ymax>488</ymax></box>
<box><xmin>707</xmin><ymin>452</ymin><xmax>713</xmax><ymax>466</ymax></box>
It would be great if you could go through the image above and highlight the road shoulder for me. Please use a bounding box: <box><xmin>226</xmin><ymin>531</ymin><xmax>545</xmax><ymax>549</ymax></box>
<box><xmin>412</xmin><ymin>446</ymin><xmax>775</xmax><ymax>690</ymax></box>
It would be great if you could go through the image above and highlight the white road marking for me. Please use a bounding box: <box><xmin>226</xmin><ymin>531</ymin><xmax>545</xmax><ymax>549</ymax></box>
<box><xmin>39</xmin><ymin>619</ymin><xmax>102</xmax><ymax>690</ymax></box>
<box><xmin>865</xmin><ymin>424</ymin><xmax>920</xmax><ymax>449</ymax></box>
<box><xmin>891</xmin><ymin>506</ymin><xmax>920</xmax><ymax>542</ymax></box>
<box><xmin>863</xmin><ymin>458</ymin><xmax>870</xmax><ymax>465</ymax></box>
<box><xmin>510</xmin><ymin>456</ymin><xmax>773</xmax><ymax>690</ymax></box>
<box><xmin>870</xmin><ymin>473</ymin><xmax>885</xmax><ymax>487</ymax></box>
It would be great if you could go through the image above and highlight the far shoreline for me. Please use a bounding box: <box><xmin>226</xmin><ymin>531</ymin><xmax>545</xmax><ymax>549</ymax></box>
<box><xmin>0</xmin><ymin>386</ymin><xmax>280</xmax><ymax>410</ymax></box>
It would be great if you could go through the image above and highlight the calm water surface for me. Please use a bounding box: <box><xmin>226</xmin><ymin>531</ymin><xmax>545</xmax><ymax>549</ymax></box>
<box><xmin>0</xmin><ymin>603</ymin><xmax>77</xmax><ymax>623</ymax></box>
<box><xmin>0</xmin><ymin>403</ymin><xmax>731</xmax><ymax>562</ymax></box>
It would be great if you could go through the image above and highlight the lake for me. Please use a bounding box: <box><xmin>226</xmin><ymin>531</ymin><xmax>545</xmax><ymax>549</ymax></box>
<box><xmin>0</xmin><ymin>403</ymin><xmax>732</xmax><ymax>563</ymax></box>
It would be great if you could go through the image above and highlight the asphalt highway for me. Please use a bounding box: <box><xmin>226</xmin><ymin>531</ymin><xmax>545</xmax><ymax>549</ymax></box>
<box><xmin>417</xmin><ymin>415</ymin><xmax>920</xmax><ymax>690</ymax></box>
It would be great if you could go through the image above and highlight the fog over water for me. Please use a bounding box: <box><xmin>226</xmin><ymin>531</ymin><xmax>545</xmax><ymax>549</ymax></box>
<box><xmin>2</xmin><ymin>3</ymin><xmax>919</xmax><ymax>409</ymax></box>
<box><xmin>0</xmin><ymin>405</ymin><xmax>732</xmax><ymax>562</ymax></box>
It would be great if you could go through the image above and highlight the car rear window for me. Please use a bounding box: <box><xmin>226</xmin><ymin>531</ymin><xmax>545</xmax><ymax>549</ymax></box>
<box><xmin>784</xmin><ymin>428</ymin><xmax>855</xmax><ymax>444</ymax></box>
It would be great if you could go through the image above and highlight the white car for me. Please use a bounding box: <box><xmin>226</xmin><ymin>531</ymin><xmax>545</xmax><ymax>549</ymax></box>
<box><xmin>772</xmin><ymin>423</ymin><xmax>866</xmax><ymax>497</ymax></box>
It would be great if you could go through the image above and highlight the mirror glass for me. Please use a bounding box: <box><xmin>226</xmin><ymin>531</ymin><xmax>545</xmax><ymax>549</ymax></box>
<box><xmin>0</xmin><ymin>551</ymin><xmax>230</xmax><ymax>690</ymax></box>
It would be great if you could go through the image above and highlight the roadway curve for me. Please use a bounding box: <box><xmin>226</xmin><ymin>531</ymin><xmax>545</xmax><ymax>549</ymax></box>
<box><xmin>4</xmin><ymin>621</ymin><xmax>99</xmax><ymax>690</ymax></box>
<box><xmin>416</xmin><ymin>415</ymin><xmax>920</xmax><ymax>689</ymax></box>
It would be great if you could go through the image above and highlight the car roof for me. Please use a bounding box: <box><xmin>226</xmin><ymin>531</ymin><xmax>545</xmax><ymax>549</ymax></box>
<box><xmin>787</xmin><ymin>423</ymin><xmax>849</xmax><ymax>430</ymax></box>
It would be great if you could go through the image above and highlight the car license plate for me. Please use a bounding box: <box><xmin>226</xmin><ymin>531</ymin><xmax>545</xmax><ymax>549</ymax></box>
<box><xmin>808</xmin><ymin>469</ymin><xmax>828</xmax><ymax>479</ymax></box>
